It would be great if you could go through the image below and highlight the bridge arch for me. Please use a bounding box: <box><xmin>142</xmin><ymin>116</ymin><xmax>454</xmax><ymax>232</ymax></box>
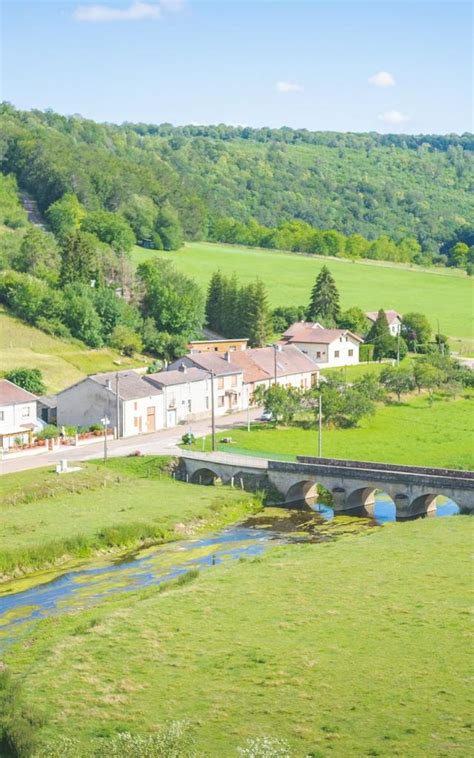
<box><xmin>408</xmin><ymin>493</ymin><xmax>460</xmax><ymax>519</ymax></box>
<box><xmin>189</xmin><ymin>467</ymin><xmax>223</xmax><ymax>486</ymax></box>
<box><xmin>285</xmin><ymin>480</ymin><xmax>318</xmax><ymax>509</ymax></box>
<box><xmin>346</xmin><ymin>487</ymin><xmax>397</xmax><ymax>520</ymax></box>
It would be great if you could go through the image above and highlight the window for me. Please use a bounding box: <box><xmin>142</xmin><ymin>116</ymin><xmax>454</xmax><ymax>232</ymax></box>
<box><xmin>205</xmin><ymin>396</ymin><xmax>209</xmax><ymax>410</ymax></box>
<box><xmin>0</xmin><ymin>411</ymin><xmax>4</xmax><ymax>421</ymax></box>
<box><xmin>316</xmin><ymin>351</ymin><xmax>321</xmax><ymax>359</ymax></box>
<box><xmin>348</xmin><ymin>349</ymin><xmax>353</xmax><ymax>357</ymax></box>
<box><xmin>218</xmin><ymin>377</ymin><xmax>224</xmax><ymax>389</ymax></box>
<box><xmin>134</xmin><ymin>401</ymin><xmax>138</xmax><ymax>411</ymax></box>
<box><xmin>134</xmin><ymin>417</ymin><xmax>139</xmax><ymax>428</ymax></box>
<box><xmin>218</xmin><ymin>396</ymin><xmax>225</xmax><ymax>407</ymax></box>
<box><xmin>231</xmin><ymin>374</ymin><xmax>237</xmax><ymax>387</ymax></box>
<box><xmin>188</xmin><ymin>400</ymin><xmax>192</xmax><ymax>412</ymax></box>
<box><xmin>334</xmin><ymin>350</ymin><xmax>340</xmax><ymax>358</ymax></box>
<box><xmin>22</xmin><ymin>407</ymin><xmax>30</xmax><ymax>417</ymax></box>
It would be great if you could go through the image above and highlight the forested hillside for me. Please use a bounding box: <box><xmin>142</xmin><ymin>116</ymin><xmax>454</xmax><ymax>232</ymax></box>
<box><xmin>0</xmin><ymin>103</ymin><xmax>473</xmax><ymax>268</ymax></box>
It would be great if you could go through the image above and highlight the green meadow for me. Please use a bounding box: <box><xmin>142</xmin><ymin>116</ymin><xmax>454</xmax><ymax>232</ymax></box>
<box><xmin>4</xmin><ymin>516</ymin><xmax>472</xmax><ymax>756</ymax></box>
<box><xmin>0</xmin><ymin>457</ymin><xmax>255</xmax><ymax>581</ymax></box>
<box><xmin>188</xmin><ymin>393</ymin><xmax>474</xmax><ymax>471</ymax></box>
<box><xmin>0</xmin><ymin>308</ymin><xmax>146</xmax><ymax>393</ymax></box>
<box><xmin>131</xmin><ymin>241</ymin><xmax>474</xmax><ymax>346</ymax></box>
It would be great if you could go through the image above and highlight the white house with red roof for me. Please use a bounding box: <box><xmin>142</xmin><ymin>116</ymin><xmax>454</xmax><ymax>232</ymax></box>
<box><xmin>281</xmin><ymin>322</ymin><xmax>362</xmax><ymax>368</ymax></box>
<box><xmin>366</xmin><ymin>310</ymin><xmax>402</xmax><ymax>337</ymax></box>
<box><xmin>0</xmin><ymin>379</ymin><xmax>40</xmax><ymax>450</ymax></box>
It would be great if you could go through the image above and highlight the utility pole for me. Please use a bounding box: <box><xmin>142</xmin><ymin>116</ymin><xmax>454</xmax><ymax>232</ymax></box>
<box><xmin>210</xmin><ymin>370</ymin><xmax>216</xmax><ymax>452</ymax></box>
<box><xmin>396</xmin><ymin>329</ymin><xmax>400</xmax><ymax>366</ymax></box>
<box><xmin>273</xmin><ymin>344</ymin><xmax>278</xmax><ymax>385</ymax></box>
<box><xmin>246</xmin><ymin>384</ymin><xmax>250</xmax><ymax>432</ymax></box>
<box><xmin>115</xmin><ymin>372</ymin><xmax>120</xmax><ymax>438</ymax></box>
<box><xmin>316</xmin><ymin>372</ymin><xmax>322</xmax><ymax>457</ymax></box>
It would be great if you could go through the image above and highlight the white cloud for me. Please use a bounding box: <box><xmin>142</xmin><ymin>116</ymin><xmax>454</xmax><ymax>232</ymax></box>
<box><xmin>74</xmin><ymin>1</ymin><xmax>178</xmax><ymax>22</ymax></box>
<box><xmin>276</xmin><ymin>81</ymin><xmax>304</xmax><ymax>93</ymax></box>
<box><xmin>378</xmin><ymin>109</ymin><xmax>411</xmax><ymax>125</ymax></box>
<box><xmin>369</xmin><ymin>71</ymin><xmax>396</xmax><ymax>88</ymax></box>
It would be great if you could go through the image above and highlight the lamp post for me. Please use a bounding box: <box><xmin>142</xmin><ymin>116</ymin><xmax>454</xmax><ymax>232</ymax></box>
<box><xmin>101</xmin><ymin>415</ymin><xmax>110</xmax><ymax>463</ymax></box>
<box><xmin>272</xmin><ymin>343</ymin><xmax>278</xmax><ymax>385</ymax></box>
<box><xmin>316</xmin><ymin>373</ymin><xmax>322</xmax><ymax>458</ymax></box>
<box><xmin>209</xmin><ymin>370</ymin><xmax>216</xmax><ymax>452</ymax></box>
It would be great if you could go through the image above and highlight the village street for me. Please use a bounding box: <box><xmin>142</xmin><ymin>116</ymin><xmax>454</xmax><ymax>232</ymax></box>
<box><xmin>1</xmin><ymin>407</ymin><xmax>263</xmax><ymax>475</ymax></box>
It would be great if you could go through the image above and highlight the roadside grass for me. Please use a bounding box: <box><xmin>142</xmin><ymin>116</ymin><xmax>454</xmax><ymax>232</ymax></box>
<box><xmin>0</xmin><ymin>457</ymin><xmax>257</xmax><ymax>581</ymax></box>
<box><xmin>187</xmin><ymin>393</ymin><xmax>474</xmax><ymax>470</ymax></box>
<box><xmin>130</xmin><ymin>241</ymin><xmax>474</xmax><ymax>345</ymax></box>
<box><xmin>5</xmin><ymin>516</ymin><xmax>472</xmax><ymax>756</ymax></box>
<box><xmin>0</xmin><ymin>309</ymin><xmax>146</xmax><ymax>393</ymax></box>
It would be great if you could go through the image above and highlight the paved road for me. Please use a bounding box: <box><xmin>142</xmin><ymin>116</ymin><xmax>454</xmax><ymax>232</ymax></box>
<box><xmin>1</xmin><ymin>409</ymin><xmax>262</xmax><ymax>475</ymax></box>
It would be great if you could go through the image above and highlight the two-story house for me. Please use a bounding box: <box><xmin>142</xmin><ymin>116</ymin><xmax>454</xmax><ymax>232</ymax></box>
<box><xmin>168</xmin><ymin>353</ymin><xmax>244</xmax><ymax>415</ymax></box>
<box><xmin>281</xmin><ymin>322</ymin><xmax>362</xmax><ymax>368</ymax></box>
<box><xmin>0</xmin><ymin>379</ymin><xmax>39</xmax><ymax>450</ymax></box>
<box><xmin>146</xmin><ymin>365</ymin><xmax>210</xmax><ymax>427</ymax></box>
<box><xmin>366</xmin><ymin>310</ymin><xmax>402</xmax><ymax>337</ymax></box>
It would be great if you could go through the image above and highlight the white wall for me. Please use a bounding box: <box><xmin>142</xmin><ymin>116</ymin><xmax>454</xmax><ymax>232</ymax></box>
<box><xmin>0</xmin><ymin>400</ymin><xmax>37</xmax><ymax>448</ymax></box>
<box><xmin>122</xmin><ymin>395</ymin><xmax>164</xmax><ymax>437</ymax></box>
<box><xmin>296</xmin><ymin>337</ymin><xmax>359</xmax><ymax>368</ymax></box>
<box><xmin>161</xmin><ymin>378</ymin><xmax>210</xmax><ymax>428</ymax></box>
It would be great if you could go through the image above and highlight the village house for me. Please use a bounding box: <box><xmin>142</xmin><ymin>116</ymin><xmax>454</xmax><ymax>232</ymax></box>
<box><xmin>366</xmin><ymin>310</ymin><xmax>402</xmax><ymax>337</ymax></box>
<box><xmin>145</xmin><ymin>365</ymin><xmax>210</xmax><ymax>427</ymax></box>
<box><xmin>188</xmin><ymin>337</ymin><xmax>248</xmax><ymax>353</ymax></box>
<box><xmin>0</xmin><ymin>379</ymin><xmax>39</xmax><ymax>450</ymax></box>
<box><xmin>168</xmin><ymin>353</ymin><xmax>244</xmax><ymax>415</ymax></box>
<box><xmin>225</xmin><ymin>344</ymin><xmax>319</xmax><ymax>403</ymax></box>
<box><xmin>56</xmin><ymin>370</ymin><xmax>164</xmax><ymax>438</ymax></box>
<box><xmin>281</xmin><ymin>322</ymin><xmax>362</xmax><ymax>368</ymax></box>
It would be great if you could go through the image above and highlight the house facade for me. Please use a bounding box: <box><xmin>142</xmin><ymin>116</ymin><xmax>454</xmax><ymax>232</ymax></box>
<box><xmin>188</xmin><ymin>338</ymin><xmax>248</xmax><ymax>353</ymax></box>
<box><xmin>281</xmin><ymin>323</ymin><xmax>362</xmax><ymax>368</ymax></box>
<box><xmin>56</xmin><ymin>370</ymin><xmax>164</xmax><ymax>438</ymax></box>
<box><xmin>169</xmin><ymin>353</ymin><xmax>244</xmax><ymax>415</ymax></box>
<box><xmin>0</xmin><ymin>379</ymin><xmax>39</xmax><ymax>450</ymax></box>
<box><xmin>146</xmin><ymin>365</ymin><xmax>210</xmax><ymax>427</ymax></box>
<box><xmin>366</xmin><ymin>310</ymin><xmax>402</xmax><ymax>337</ymax></box>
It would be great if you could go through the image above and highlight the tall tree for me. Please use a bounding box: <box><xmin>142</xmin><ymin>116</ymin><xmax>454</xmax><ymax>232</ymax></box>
<box><xmin>13</xmin><ymin>227</ymin><xmax>60</xmax><ymax>284</ymax></box>
<box><xmin>242</xmin><ymin>279</ymin><xmax>272</xmax><ymax>347</ymax></box>
<box><xmin>366</xmin><ymin>309</ymin><xmax>396</xmax><ymax>361</ymax></box>
<box><xmin>205</xmin><ymin>270</ymin><xmax>225</xmax><ymax>333</ymax></box>
<box><xmin>60</xmin><ymin>231</ymin><xmax>98</xmax><ymax>286</ymax></box>
<box><xmin>307</xmin><ymin>266</ymin><xmax>341</xmax><ymax>326</ymax></box>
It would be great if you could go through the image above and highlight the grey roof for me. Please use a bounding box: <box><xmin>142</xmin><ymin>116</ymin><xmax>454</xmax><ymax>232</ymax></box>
<box><xmin>38</xmin><ymin>394</ymin><xmax>58</xmax><ymax>408</ymax></box>
<box><xmin>146</xmin><ymin>367</ymin><xmax>209</xmax><ymax>388</ymax></box>
<box><xmin>91</xmin><ymin>371</ymin><xmax>162</xmax><ymax>401</ymax></box>
<box><xmin>182</xmin><ymin>353</ymin><xmax>243</xmax><ymax>376</ymax></box>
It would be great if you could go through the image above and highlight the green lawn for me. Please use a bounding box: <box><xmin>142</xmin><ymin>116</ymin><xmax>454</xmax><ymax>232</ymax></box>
<box><xmin>0</xmin><ymin>309</ymin><xmax>146</xmax><ymax>392</ymax></box>
<box><xmin>5</xmin><ymin>516</ymin><xmax>472</xmax><ymax>756</ymax></box>
<box><xmin>0</xmin><ymin>457</ymin><xmax>256</xmax><ymax>581</ymax></box>
<box><xmin>131</xmin><ymin>241</ymin><xmax>474</xmax><ymax>346</ymax></box>
<box><xmin>189</xmin><ymin>394</ymin><xmax>474</xmax><ymax>470</ymax></box>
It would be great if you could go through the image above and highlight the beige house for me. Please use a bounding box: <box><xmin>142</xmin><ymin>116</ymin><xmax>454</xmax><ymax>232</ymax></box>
<box><xmin>281</xmin><ymin>322</ymin><xmax>362</xmax><ymax>368</ymax></box>
<box><xmin>0</xmin><ymin>379</ymin><xmax>39</xmax><ymax>450</ymax></box>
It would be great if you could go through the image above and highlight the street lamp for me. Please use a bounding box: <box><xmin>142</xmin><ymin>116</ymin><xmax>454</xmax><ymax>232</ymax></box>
<box><xmin>209</xmin><ymin>370</ymin><xmax>216</xmax><ymax>452</ymax></box>
<box><xmin>101</xmin><ymin>415</ymin><xmax>110</xmax><ymax>462</ymax></box>
<box><xmin>316</xmin><ymin>373</ymin><xmax>322</xmax><ymax>458</ymax></box>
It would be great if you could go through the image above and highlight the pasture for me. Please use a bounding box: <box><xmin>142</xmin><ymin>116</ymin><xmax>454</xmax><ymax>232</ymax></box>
<box><xmin>4</xmin><ymin>516</ymin><xmax>472</xmax><ymax>756</ymax></box>
<box><xmin>131</xmin><ymin>241</ymin><xmax>474</xmax><ymax>346</ymax></box>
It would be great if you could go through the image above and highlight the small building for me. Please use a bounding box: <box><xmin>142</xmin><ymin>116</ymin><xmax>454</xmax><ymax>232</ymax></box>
<box><xmin>168</xmin><ymin>353</ymin><xmax>244</xmax><ymax>414</ymax></box>
<box><xmin>366</xmin><ymin>310</ymin><xmax>402</xmax><ymax>337</ymax></box>
<box><xmin>56</xmin><ymin>370</ymin><xmax>164</xmax><ymax>438</ymax></box>
<box><xmin>146</xmin><ymin>365</ymin><xmax>210</xmax><ymax>427</ymax></box>
<box><xmin>188</xmin><ymin>338</ymin><xmax>248</xmax><ymax>354</ymax></box>
<box><xmin>0</xmin><ymin>379</ymin><xmax>39</xmax><ymax>450</ymax></box>
<box><xmin>37</xmin><ymin>395</ymin><xmax>57</xmax><ymax>425</ymax></box>
<box><xmin>281</xmin><ymin>322</ymin><xmax>362</xmax><ymax>368</ymax></box>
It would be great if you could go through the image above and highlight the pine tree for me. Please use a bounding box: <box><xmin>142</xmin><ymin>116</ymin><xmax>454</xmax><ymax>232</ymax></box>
<box><xmin>366</xmin><ymin>309</ymin><xmax>395</xmax><ymax>360</ymax></box>
<box><xmin>244</xmin><ymin>279</ymin><xmax>272</xmax><ymax>347</ymax></box>
<box><xmin>221</xmin><ymin>273</ymin><xmax>240</xmax><ymax>337</ymax></box>
<box><xmin>307</xmin><ymin>265</ymin><xmax>341</xmax><ymax>326</ymax></box>
<box><xmin>60</xmin><ymin>231</ymin><xmax>97</xmax><ymax>286</ymax></box>
<box><xmin>205</xmin><ymin>270</ymin><xmax>224</xmax><ymax>332</ymax></box>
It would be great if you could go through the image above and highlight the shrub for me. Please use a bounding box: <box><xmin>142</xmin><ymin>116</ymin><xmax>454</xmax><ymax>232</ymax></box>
<box><xmin>5</xmin><ymin>367</ymin><xmax>46</xmax><ymax>395</ymax></box>
<box><xmin>359</xmin><ymin>343</ymin><xmax>374</xmax><ymax>362</ymax></box>
<box><xmin>109</xmin><ymin>324</ymin><xmax>143</xmax><ymax>357</ymax></box>
<box><xmin>36</xmin><ymin>424</ymin><xmax>60</xmax><ymax>440</ymax></box>
<box><xmin>95</xmin><ymin>721</ymin><xmax>194</xmax><ymax>757</ymax></box>
<box><xmin>89</xmin><ymin>423</ymin><xmax>102</xmax><ymax>432</ymax></box>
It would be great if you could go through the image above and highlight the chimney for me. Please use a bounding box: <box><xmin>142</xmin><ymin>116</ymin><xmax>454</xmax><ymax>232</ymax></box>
<box><xmin>224</xmin><ymin>351</ymin><xmax>231</xmax><ymax>362</ymax></box>
<box><xmin>178</xmin><ymin>363</ymin><xmax>187</xmax><ymax>373</ymax></box>
<box><xmin>105</xmin><ymin>378</ymin><xmax>112</xmax><ymax>390</ymax></box>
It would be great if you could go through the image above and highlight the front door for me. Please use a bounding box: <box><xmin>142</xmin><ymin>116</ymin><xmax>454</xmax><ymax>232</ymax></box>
<box><xmin>167</xmin><ymin>409</ymin><xmax>177</xmax><ymax>427</ymax></box>
<box><xmin>146</xmin><ymin>406</ymin><xmax>156</xmax><ymax>433</ymax></box>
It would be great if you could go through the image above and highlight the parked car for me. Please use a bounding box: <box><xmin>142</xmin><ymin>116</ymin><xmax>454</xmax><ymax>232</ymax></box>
<box><xmin>257</xmin><ymin>410</ymin><xmax>274</xmax><ymax>422</ymax></box>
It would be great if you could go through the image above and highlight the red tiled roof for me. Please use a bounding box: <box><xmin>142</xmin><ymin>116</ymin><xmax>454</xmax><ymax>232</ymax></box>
<box><xmin>366</xmin><ymin>310</ymin><xmax>401</xmax><ymax>324</ymax></box>
<box><xmin>228</xmin><ymin>344</ymin><xmax>319</xmax><ymax>382</ymax></box>
<box><xmin>282</xmin><ymin>322</ymin><xmax>363</xmax><ymax>345</ymax></box>
<box><xmin>0</xmin><ymin>379</ymin><xmax>38</xmax><ymax>406</ymax></box>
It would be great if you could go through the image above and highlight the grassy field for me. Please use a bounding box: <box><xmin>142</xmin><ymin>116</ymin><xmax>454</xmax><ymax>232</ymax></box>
<box><xmin>0</xmin><ymin>457</ymin><xmax>256</xmax><ymax>581</ymax></box>
<box><xmin>0</xmin><ymin>309</ymin><xmax>146</xmax><ymax>393</ymax></box>
<box><xmin>131</xmin><ymin>242</ymin><xmax>474</xmax><ymax>347</ymax></box>
<box><xmin>4</xmin><ymin>516</ymin><xmax>472</xmax><ymax>755</ymax></box>
<box><xmin>188</xmin><ymin>393</ymin><xmax>474</xmax><ymax>471</ymax></box>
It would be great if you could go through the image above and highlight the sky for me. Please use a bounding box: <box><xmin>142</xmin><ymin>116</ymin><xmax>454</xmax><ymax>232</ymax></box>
<box><xmin>1</xmin><ymin>0</ymin><xmax>472</xmax><ymax>133</ymax></box>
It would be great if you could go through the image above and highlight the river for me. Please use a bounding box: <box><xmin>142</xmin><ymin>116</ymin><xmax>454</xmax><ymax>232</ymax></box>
<box><xmin>0</xmin><ymin>495</ymin><xmax>459</xmax><ymax>650</ymax></box>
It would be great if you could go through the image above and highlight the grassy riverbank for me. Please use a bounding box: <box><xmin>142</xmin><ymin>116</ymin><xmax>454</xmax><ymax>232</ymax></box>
<box><xmin>0</xmin><ymin>457</ymin><xmax>258</xmax><ymax>582</ymax></box>
<box><xmin>187</xmin><ymin>393</ymin><xmax>474</xmax><ymax>470</ymax></box>
<box><xmin>4</xmin><ymin>516</ymin><xmax>472</xmax><ymax>756</ymax></box>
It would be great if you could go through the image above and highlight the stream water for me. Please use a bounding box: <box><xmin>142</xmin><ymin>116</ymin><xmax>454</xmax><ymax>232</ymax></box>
<box><xmin>0</xmin><ymin>495</ymin><xmax>459</xmax><ymax>650</ymax></box>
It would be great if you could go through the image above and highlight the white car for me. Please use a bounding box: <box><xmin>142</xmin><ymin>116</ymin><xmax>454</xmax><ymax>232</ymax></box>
<box><xmin>257</xmin><ymin>410</ymin><xmax>274</xmax><ymax>422</ymax></box>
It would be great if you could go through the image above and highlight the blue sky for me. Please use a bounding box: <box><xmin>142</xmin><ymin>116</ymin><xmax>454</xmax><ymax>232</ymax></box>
<box><xmin>1</xmin><ymin>1</ymin><xmax>472</xmax><ymax>133</ymax></box>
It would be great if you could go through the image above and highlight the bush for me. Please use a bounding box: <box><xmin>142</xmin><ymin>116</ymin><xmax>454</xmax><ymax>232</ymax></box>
<box><xmin>89</xmin><ymin>423</ymin><xmax>102</xmax><ymax>432</ymax></box>
<box><xmin>359</xmin><ymin>343</ymin><xmax>374</xmax><ymax>362</ymax></box>
<box><xmin>5</xmin><ymin>367</ymin><xmax>46</xmax><ymax>395</ymax></box>
<box><xmin>109</xmin><ymin>324</ymin><xmax>143</xmax><ymax>357</ymax></box>
<box><xmin>36</xmin><ymin>424</ymin><xmax>60</xmax><ymax>440</ymax></box>
<box><xmin>96</xmin><ymin>721</ymin><xmax>194</xmax><ymax>757</ymax></box>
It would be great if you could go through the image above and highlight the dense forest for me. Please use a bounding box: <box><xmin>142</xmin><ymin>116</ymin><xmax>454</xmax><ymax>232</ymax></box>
<box><xmin>0</xmin><ymin>104</ymin><xmax>473</xmax><ymax>364</ymax></box>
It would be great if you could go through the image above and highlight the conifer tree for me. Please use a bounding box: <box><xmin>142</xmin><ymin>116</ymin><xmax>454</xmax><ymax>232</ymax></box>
<box><xmin>60</xmin><ymin>231</ymin><xmax>97</xmax><ymax>287</ymax></box>
<box><xmin>205</xmin><ymin>270</ymin><xmax>224</xmax><ymax>332</ymax></box>
<box><xmin>243</xmin><ymin>279</ymin><xmax>272</xmax><ymax>347</ymax></box>
<box><xmin>366</xmin><ymin>309</ymin><xmax>395</xmax><ymax>360</ymax></box>
<box><xmin>307</xmin><ymin>265</ymin><xmax>341</xmax><ymax>326</ymax></box>
<box><xmin>221</xmin><ymin>273</ymin><xmax>240</xmax><ymax>337</ymax></box>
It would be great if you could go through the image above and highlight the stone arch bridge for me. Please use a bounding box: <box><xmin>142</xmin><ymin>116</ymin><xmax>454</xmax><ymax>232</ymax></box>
<box><xmin>178</xmin><ymin>452</ymin><xmax>474</xmax><ymax>519</ymax></box>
